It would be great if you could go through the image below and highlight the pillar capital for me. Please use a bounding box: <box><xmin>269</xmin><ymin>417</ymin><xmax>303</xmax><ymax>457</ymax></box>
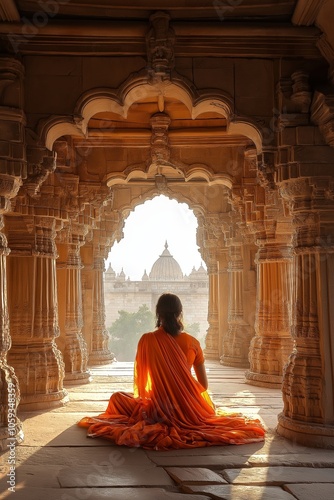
<box><xmin>79</xmin><ymin>182</ymin><xmax>113</xmax><ymax>220</ymax></box>
<box><xmin>0</xmin><ymin>173</ymin><xmax>22</xmax><ymax>213</ymax></box>
<box><xmin>0</xmin><ymin>56</ymin><xmax>24</xmax><ymax>107</ymax></box>
<box><xmin>24</xmin><ymin>141</ymin><xmax>56</xmax><ymax>198</ymax></box>
<box><xmin>197</xmin><ymin>212</ymin><xmax>227</xmax><ymax>271</ymax></box>
<box><xmin>311</xmin><ymin>89</ymin><xmax>334</xmax><ymax>147</ymax></box>
<box><xmin>0</xmin><ymin>58</ymin><xmax>26</xmax><ymax>186</ymax></box>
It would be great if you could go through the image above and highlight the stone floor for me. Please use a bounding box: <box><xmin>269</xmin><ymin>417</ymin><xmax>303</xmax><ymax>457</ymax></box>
<box><xmin>1</xmin><ymin>361</ymin><xmax>334</xmax><ymax>500</ymax></box>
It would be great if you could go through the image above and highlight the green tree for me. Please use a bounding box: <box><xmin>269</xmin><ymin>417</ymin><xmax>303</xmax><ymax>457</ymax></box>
<box><xmin>108</xmin><ymin>304</ymin><xmax>155</xmax><ymax>361</ymax></box>
<box><xmin>184</xmin><ymin>321</ymin><xmax>206</xmax><ymax>348</ymax></box>
<box><xmin>184</xmin><ymin>322</ymin><xmax>200</xmax><ymax>338</ymax></box>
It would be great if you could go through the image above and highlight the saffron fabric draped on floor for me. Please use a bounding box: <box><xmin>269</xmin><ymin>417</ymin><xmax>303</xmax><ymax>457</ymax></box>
<box><xmin>78</xmin><ymin>328</ymin><xmax>265</xmax><ymax>450</ymax></box>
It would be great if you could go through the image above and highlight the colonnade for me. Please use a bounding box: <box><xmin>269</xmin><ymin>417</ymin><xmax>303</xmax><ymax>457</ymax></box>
<box><xmin>0</xmin><ymin>117</ymin><xmax>116</xmax><ymax>447</ymax></box>
<box><xmin>199</xmin><ymin>143</ymin><xmax>334</xmax><ymax>448</ymax></box>
<box><xmin>1</xmin><ymin>55</ymin><xmax>334</xmax><ymax>451</ymax></box>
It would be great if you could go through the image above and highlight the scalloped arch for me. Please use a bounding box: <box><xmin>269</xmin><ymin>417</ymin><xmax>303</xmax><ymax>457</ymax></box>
<box><xmin>106</xmin><ymin>161</ymin><xmax>233</xmax><ymax>189</ymax></box>
<box><xmin>43</xmin><ymin>78</ymin><xmax>263</xmax><ymax>153</ymax></box>
<box><xmin>40</xmin><ymin>117</ymin><xmax>86</xmax><ymax>150</ymax></box>
<box><xmin>108</xmin><ymin>189</ymin><xmax>209</xmax><ymax>268</ymax></box>
<box><xmin>117</xmin><ymin>188</ymin><xmax>207</xmax><ymax>222</ymax></box>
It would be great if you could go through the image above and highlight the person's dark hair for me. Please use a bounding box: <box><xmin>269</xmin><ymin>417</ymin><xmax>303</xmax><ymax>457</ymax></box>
<box><xmin>156</xmin><ymin>293</ymin><xmax>184</xmax><ymax>336</ymax></box>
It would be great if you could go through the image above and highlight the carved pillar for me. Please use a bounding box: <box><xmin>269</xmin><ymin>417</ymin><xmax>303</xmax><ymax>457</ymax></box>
<box><xmin>198</xmin><ymin>214</ymin><xmax>224</xmax><ymax>360</ymax></box>
<box><xmin>276</xmin><ymin>172</ymin><xmax>334</xmax><ymax>448</ymax></box>
<box><xmin>221</xmin><ymin>242</ymin><xmax>252</xmax><ymax>367</ymax></box>
<box><xmin>217</xmin><ymin>248</ymin><xmax>229</xmax><ymax>359</ymax></box>
<box><xmin>88</xmin><ymin>241</ymin><xmax>115</xmax><ymax>365</ymax></box>
<box><xmin>0</xmin><ymin>57</ymin><xmax>26</xmax><ymax>444</ymax></box>
<box><xmin>57</xmin><ymin>222</ymin><xmax>90</xmax><ymax>384</ymax></box>
<box><xmin>205</xmin><ymin>260</ymin><xmax>219</xmax><ymax>359</ymax></box>
<box><xmin>81</xmin><ymin>239</ymin><xmax>94</xmax><ymax>358</ymax></box>
<box><xmin>237</xmin><ymin>148</ymin><xmax>294</xmax><ymax>386</ymax></box>
<box><xmin>245</xmin><ymin>241</ymin><xmax>294</xmax><ymax>387</ymax></box>
<box><xmin>0</xmin><ymin>176</ymin><xmax>23</xmax><ymax>449</ymax></box>
<box><xmin>6</xmin><ymin>215</ymin><xmax>68</xmax><ymax>410</ymax></box>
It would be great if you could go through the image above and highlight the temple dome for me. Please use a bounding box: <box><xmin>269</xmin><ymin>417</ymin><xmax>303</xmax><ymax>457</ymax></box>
<box><xmin>149</xmin><ymin>242</ymin><xmax>184</xmax><ymax>281</ymax></box>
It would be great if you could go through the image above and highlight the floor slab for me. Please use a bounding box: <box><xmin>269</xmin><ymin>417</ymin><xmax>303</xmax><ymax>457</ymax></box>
<box><xmin>182</xmin><ymin>484</ymin><xmax>297</xmax><ymax>499</ymax></box>
<box><xmin>1</xmin><ymin>361</ymin><xmax>333</xmax><ymax>500</ymax></box>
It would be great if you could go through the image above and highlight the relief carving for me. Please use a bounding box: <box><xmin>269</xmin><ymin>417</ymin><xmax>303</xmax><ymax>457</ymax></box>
<box><xmin>277</xmin><ymin>71</ymin><xmax>311</xmax><ymax>125</ymax></box>
<box><xmin>149</xmin><ymin>112</ymin><xmax>171</xmax><ymax>166</ymax></box>
<box><xmin>0</xmin><ymin>57</ymin><xmax>24</xmax><ymax>107</ymax></box>
<box><xmin>146</xmin><ymin>11</ymin><xmax>175</xmax><ymax>81</ymax></box>
<box><xmin>257</xmin><ymin>150</ymin><xmax>276</xmax><ymax>190</ymax></box>
<box><xmin>24</xmin><ymin>141</ymin><xmax>56</xmax><ymax>198</ymax></box>
<box><xmin>0</xmin><ymin>174</ymin><xmax>22</xmax><ymax>212</ymax></box>
<box><xmin>311</xmin><ymin>91</ymin><xmax>334</xmax><ymax>147</ymax></box>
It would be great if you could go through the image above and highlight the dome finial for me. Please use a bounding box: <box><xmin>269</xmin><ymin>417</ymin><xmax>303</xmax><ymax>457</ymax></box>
<box><xmin>165</xmin><ymin>240</ymin><xmax>168</xmax><ymax>250</ymax></box>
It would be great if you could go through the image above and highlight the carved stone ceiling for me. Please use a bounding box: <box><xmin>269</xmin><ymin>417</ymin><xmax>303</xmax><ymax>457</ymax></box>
<box><xmin>13</xmin><ymin>0</ymin><xmax>299</xmax><ymax>22</ymax></box>
<box><xmin>0</xmin><ymin>0</ymin><xmax>327</xmax><ymax>59</ymax></box>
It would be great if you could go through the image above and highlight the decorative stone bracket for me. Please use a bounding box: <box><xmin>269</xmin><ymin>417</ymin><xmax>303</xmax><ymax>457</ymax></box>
<box><xmin>24</xmin><ymin>143</ymin><xmax>57</xmax><ymax>198</ymax></box>
<box><xmin>146</xmin><ymin>11</ymin><xmax>175</xmax><ymax>81</ymax></box>
<box><xmin>311</xmin><ymin>90</ymin><xmax>334</xmax><ymax>147</ymax></box>
<box><xmin>278</xmin><ymin>71</ymin><xmax>312</xmax><ymax>112</ymax></box>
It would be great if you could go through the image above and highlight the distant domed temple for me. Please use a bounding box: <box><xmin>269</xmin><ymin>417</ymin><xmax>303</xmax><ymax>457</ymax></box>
<box><xmin>149</xmin><ymin>242</ymin><xmax>184</xmax><ymax>281</ymax></box>
<box><xmin>104</xmin><ymin>242</ymin><xmax>209</xmax><ymax>343</ymax></box>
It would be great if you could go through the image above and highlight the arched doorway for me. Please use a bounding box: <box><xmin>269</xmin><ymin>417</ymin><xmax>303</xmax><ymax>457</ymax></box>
<box><xmin>104</xmin><ymin>194</ymin><xmax>209</xmax><ymax>360</ymax></box>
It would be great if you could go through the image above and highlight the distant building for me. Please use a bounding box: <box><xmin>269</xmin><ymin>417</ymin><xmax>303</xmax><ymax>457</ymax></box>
<box><xmin>104</xmin><ymin>242</ymin><xmax>209</xmax><ymax>344</ymax></box>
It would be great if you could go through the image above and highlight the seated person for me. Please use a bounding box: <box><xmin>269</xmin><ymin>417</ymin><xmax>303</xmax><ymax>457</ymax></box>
<box><xmin>78</xmin><ymin>293</ymin><xmax>265</xmax><ymax>449</ymax></box>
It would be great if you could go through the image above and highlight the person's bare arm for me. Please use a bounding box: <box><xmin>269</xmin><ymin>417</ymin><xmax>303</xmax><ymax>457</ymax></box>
<box><xmin>194</xmin><ymin>363</ymin><xmax>208</xmax><ymax>390</ymax></box>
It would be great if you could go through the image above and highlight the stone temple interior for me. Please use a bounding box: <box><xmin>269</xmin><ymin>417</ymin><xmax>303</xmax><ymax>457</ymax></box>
<box><xmin>0</xmin><ymin>0</ymin><xmax>334</xmax><ymax>451</ymax></box>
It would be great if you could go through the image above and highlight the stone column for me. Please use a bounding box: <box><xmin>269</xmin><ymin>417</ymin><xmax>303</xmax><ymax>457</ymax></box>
<box><xmin>217</xmin><ymin>248</ymin><xmax>229</xmax><ymax>360</ymax></box>
<box><xmin>57</xmin><ymin>223</ymin><xmax>90</xmax><ymax>384</ymax></box>
<box><xmin>221</xmin><ymin>242</ymin><xmax>253</xmax><ymax>367</ymax></box>
<box><xmin>88</xmin><ymin>244</ymin><xmax>115</xmax><ymax>365</ymax></box>
<box><xmin>80</xmin><ymin>240</ymin><xmax>94</xmax><ymax>358</ymax></box>
<box><xmin>0</xmin><ymin>178</ymin><xmax>24</xmax><ymax>449</ymax></box>
<box><xmin>245</xmin><ymin>242</ymin><xmax>294</xmax><ymax>387</ymax></box>
<box><xmin>198</xmin><ymin>213</ymin><xmax>228</xmax><ymax>360</ymax></box>
<box><xmin>276</xmin><ymin>173</ymin><xmax>334</xmax><ymax>448</ymax></box>
<box><xmin>6</xmin><ymin>215</ymin><xmax>68</xmax><ymax>410</ymax></box>
<box><xmin>0</xmin><ymin>57</ymin><xmax>26</xmax><ymax>444</ymax></box>
<box><xmin>204</xmin><ymin>260</ymin><xmax>219</xmax><ymax>359</ymax></box>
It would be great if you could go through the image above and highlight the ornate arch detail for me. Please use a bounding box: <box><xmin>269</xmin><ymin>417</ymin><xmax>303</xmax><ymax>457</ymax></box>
<box><xmin>228</xmin><ymin>119</ymin><xmax>263</xmax><ymax>153</ymax></box>
<box><xmin>38</xmin><ymin>115</ymin><xmax>85</xmax><ymax>151</ymax></box>
<box><xmin>117</xmin><ymin>187</ymin><xmax>206</xmax><ymax>221</ymax></box>
<box><xmin>40</xmin><ymin>69</ymin><xmax>263</xmax><ymax>153</ymax></box>
<box><xmin>105</xmin><ymin>161</ymin><xmax>233</xmax><ymax>189</ymax></box>
<box><xmin>106</xmin><ymin>188</ymin><xmax>209</xmax><ymax>264</ymax></box>
<box><xmin>74</xmin><ymin>73</ymin><xmax>234</xmax><ymax>130</ymax></box>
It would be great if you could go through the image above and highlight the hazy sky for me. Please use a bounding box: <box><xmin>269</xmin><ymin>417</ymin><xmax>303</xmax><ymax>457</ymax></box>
<box><xmin>106</xmin><ymin>195</ymin><xmax>205</xmax><ymax>280</ymax></box>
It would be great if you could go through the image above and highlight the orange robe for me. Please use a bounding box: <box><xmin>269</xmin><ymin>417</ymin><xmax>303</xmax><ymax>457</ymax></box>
<box><xmin>78</xmin><ymin>327</ymin><xmax>265</xmax><ymax>449</ymax></box>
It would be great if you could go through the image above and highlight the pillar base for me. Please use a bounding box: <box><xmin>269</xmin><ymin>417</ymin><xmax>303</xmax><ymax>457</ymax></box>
<box><xmin>18</xmin><ymin>389</ymin><xmax>69</xmax><ymax>411</ymax></box>
<box><xmin>245</xmin><ymin>370</ymin><xmax>283</xmax><ymax>389</ymax></box>
<box><xmin>277</xmin><ymin>412</ymin><xmax>334</xmax><ymax>449</ymax></box>
<box><xmin>220</xmin><ymin>355</ymin><xmax>249</xmax><ymax>369</ymax></box>
<box><xmin>203</xmin><ymin>348</ymin><xmax>220</xmax><ymax>360</ymax></box>
<box><xmin>0</xmin><ymin>426</ymin><xmax>24</xmax><ymax>451</ymax></box>
<box><xmin>88</xmin><ymin>350</ymin><xmax>116</xmax><ymax>366</ymax></box>
<box><xmin>64</xmin><ymin>371</ymin><xmax>91</xmax><ymax>385</ymax></box>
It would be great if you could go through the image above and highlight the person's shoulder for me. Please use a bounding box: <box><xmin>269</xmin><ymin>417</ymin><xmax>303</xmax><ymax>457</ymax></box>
<box><xmin>139</xmin><ymin>329</ymin><xmax>160</xmax><ymax>340</ymax></box>
<box><xmin>181</xmin><ymin>332</ymin><xmax>201</xmax><ymax>346</ymax></box>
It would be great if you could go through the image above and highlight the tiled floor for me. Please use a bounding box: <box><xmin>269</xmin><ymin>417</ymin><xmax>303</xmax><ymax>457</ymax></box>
<box><xmin>1</xmin><ymin>361</ymin><xmax>334</xmax><ymax>500</ymax></box>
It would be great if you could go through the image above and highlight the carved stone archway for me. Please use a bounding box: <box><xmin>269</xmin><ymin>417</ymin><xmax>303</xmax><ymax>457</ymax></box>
<box><xmin>103</xmin><ymin>181</ymin><xmax>234</xmax><ymax>359</ymax></box>
<box><xmin>1</xmin><ymin>4</ymin><xmax>334</xmax><ymax>451</ymax></box>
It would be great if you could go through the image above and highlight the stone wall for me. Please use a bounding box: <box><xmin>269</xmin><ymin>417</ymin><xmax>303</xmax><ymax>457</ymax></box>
<box><xmin>104</xmin><ymin>277</ymin><xmax>209</xmax><ymax>346</ymax></box>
